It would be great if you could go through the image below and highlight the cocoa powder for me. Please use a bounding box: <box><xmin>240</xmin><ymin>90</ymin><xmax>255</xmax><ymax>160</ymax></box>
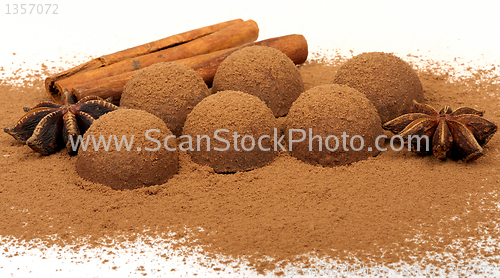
<box><xmin>1</xmin><ymin>56</ymin><xmax>499</xmax><ymax>275</ymax></box>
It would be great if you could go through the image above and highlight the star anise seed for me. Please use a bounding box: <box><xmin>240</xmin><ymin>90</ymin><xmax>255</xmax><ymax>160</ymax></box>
<box><xmin>383</xmin><ymin>100</ymin><xmax>497</xmax><ymax>162</ymax></box>
<box><xmin>4</xmin><ymin>90</ymin><xmax>118</xmax><ymax>155</ymax></box>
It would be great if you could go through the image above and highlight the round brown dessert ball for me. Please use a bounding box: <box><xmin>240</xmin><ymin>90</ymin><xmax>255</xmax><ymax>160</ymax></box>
<box><xmin>333</xmin><ymin>52</ymin><xmax>424</xmax><ymax>123</ymax></box>
<box><xmin>286</xmin><ymin>84</ymin><xmax>384</xmax><ymax>167</ymax></box>
<box><xmin>76</xmin><ymin>109</ymin><xmax>178</xmax><ymax>190</ymax></box>
<box><xmin>212</xmin><ymin>46</ymin><xmax>304</xmax><ymax>117</ymax></box>
<box><xmin>120</xmin><ymin>62</ymin><xmax>210</xmax><ymax>136</ymax></box>
<box><xmin>182</xmin><ymin>90</ymin><xmax>277</xmax><ymax>173</ymax></box>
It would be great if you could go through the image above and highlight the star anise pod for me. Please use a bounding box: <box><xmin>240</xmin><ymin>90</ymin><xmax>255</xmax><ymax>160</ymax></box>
<box><xmin>4</xmin><ymin>90</ymin><xmax>118</xmax><ymax>155</ymax></box>
<box><xmin>383</xmin><ymin>101</ymin><xmax>497</xmax><ymax>162</ymax></box>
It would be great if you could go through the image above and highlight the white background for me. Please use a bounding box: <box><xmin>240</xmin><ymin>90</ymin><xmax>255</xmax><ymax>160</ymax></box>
<box><xmin>1</xmin><ymin>0</ymin><xmax>500</xmax><ymax>73</ymax></box>
<box><xmin>1</xmin><ymin>0</ymin><xmax>500</xmax><ymax>277</ymax></box>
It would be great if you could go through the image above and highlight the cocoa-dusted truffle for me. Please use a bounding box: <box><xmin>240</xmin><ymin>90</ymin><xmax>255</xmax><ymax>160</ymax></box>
<box><xmin>212</xmin><ymin>46</ymin><xmax>304</xmax><ymax>117</ymax></box>
<box><xmin>333</xmin><ymin>52</ymin><xmax>424</xmax><ymax>123</ymax></box>
<box><xmin>182</xmin><ymin>90</ymin><xmax>277</xmax><ymax>173</ymax></box>
<box><xmin>76</xmin><ymin>109</ymin><xmax>178</xmax><ymax>190</ymax></box>
<box><xmin>286</xmin><ymin>84</ymin><xmax>383</xmax><ymax>167</ymax></box>
<box><xmin>120</xmin><ymin>62</ymin><xmax>210</xmax><ymax>136</ymax></box>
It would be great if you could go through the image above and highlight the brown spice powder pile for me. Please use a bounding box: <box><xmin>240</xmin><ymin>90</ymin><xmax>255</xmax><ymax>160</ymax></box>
<box><xmin>1</xmin><ymin>56</ymin><xmax>500</xmax><ymax>275</ymax></box>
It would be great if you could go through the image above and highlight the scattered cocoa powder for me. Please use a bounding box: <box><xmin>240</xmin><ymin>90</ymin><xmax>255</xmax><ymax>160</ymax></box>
<box><xmin>1</xmin><ymin>55</ymin><xmax>499</xmax><ymax>276</ymax></box>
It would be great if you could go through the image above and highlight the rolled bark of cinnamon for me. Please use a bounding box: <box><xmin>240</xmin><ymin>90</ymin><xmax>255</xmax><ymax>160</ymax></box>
<box><xmin>99</xmin><ymin>19</ymin><xmax>244</xmax><ymax>65</ymax></box>
<box><xmin>72</xmin><ymin>34</ymin><xmax>308</xmax><ymax>103</ymax></box>
<box><xmin>46</xmin><ymin>19</ymin><xmax>257</xmax><ymax>102</ymax></box>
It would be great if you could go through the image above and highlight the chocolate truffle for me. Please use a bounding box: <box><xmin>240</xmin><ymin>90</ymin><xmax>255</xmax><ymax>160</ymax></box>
<box><xmin>333</xmin><ymin>52</ymin><xmax>424</xmax><ymax>123</ymax></box>
<box><xmin>182</xmin><ymin>90</ymin><xmax>277</xmax><ymax>173</ymax></box>
<box><xmin>212</xmin><ymin>46</ymin><xmax>304</xmax><ymax>117</ymax></box>
<box><xmin>286</xmin><ymin>84</ymin><xmax>383</xmax><ymax>167</ymax></box>
<box><xmin>120</xmin><ymin>62</ymin><xmax>210</xmax><ymax>136</ymax></box>
<box><xmin>76</xmin><ymin>109</ymin><xmax>178</xmax><ymax>190</ymax></box>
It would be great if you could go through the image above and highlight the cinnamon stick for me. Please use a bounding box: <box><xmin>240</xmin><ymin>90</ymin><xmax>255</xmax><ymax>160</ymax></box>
<box><xmin>99</xmin><ymin>19</ymin><xmax>244</xmax><ymax>66</ymax></box>
<box><xmin>72</xmin><ymin>34</ymin><xmax>308</xmax><ymax>103</ymax></box>
<box><xmin>46</xmin><ymin>19</ymin><xmax>255</xmax><ymax>102</ymax></box>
